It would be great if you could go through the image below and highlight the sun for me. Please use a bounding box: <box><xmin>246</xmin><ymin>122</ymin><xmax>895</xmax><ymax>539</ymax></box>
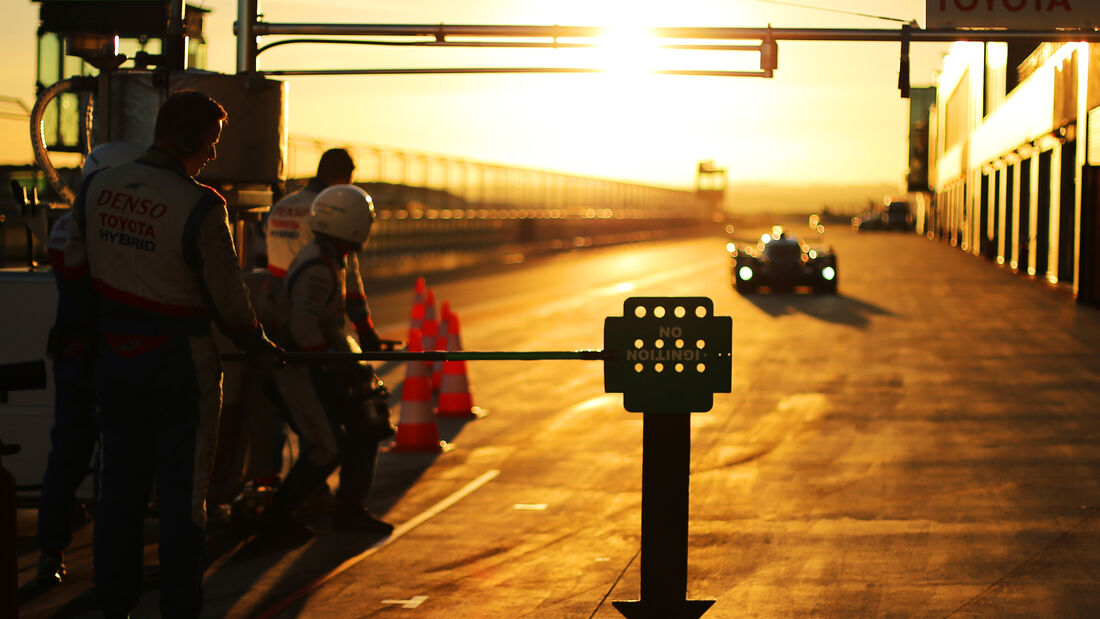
<box><xmin>591</xmin><ymin>24</ymin><xmax>664</xmax><ymax>75</ymax></box>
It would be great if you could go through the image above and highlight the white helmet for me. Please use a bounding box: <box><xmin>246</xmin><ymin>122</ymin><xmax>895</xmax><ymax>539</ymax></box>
<box><xmin>82</xmin><ymin>142</ymin><xmax>144</xmax><ymax>179</ymax></box>
<box><xmin>309</xmin><ymin>184</ymin><xmax>376</xmax><ymax>248</ymax></box>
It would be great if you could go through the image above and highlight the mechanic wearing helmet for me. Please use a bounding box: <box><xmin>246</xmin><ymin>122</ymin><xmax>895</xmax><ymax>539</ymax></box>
<box><xmin>29</xmin><ymin>142</ymin><xmax>143</xmax><ymax>590</ymax></box>
<box><xmin>255</xmin><ymin>184</ymin><xmax>393</xmax><ymax>544</ymax></box>
<box><xmin>266</xmin><ymin>148</ymin><xmax>383</xmax><ymax>351</ymax></box>
<box><xmin>70</xmin><ymin>90</ymin><xmax>282</xmax><ymax>619</ymax></box>
<box><xmin>248</xmin><ymin>148</ymin><xmax>378</xmax><ymax>508</ymax></box>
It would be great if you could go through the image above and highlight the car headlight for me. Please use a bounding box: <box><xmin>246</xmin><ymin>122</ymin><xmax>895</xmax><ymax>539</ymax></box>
<box><xmin>821</xmin><ymin>266</ymin><xmax>836</xmax><ymax>281</ymax></box>
<box><xmin>738</xmin><ymin>266</ymin><xmax>754</xmax><ymax>281</ymax></box>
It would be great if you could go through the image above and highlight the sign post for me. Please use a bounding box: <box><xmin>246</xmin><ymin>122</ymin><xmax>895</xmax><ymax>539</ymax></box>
<box><xmin>224</xmin><ymin>296</ymin><xmax>732</xmax><ymax>617</ymax></box>
<box><xmin>604</xmin><ymin>297</ymin><xmax>732</xmax><ymax>619</ymax></box>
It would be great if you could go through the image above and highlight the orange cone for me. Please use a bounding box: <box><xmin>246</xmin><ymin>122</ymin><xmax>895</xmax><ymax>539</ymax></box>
<box><xmin>420</xmin><ymin>317</ymin><xmax>440</xmax><ymax>355</ymax></box>
<box><xmin>419</xmin><ymin>289</ymin><xmax>442</xmax><ymax>394</ymax></box>
<box><xmin>391</xmin><ymin>329</ymin><xmax>450</xmax><ymax>452</ymax></box>
<box><xmin>419</xmin><ymin>289</ymin><xmax>439</xmax><ymax>347</ymax></box>
<box><xmin>431</xmin><ymin>302</ymin><xmax>452</xmax><ymax>393</ymax></box>
<box><xmin>443</xmin><ymin>312</ymin><xmax>466</xmax><ymax>357</ymax></box>
<box><xmin>436</xmin><ymin>313</ymin><xmax>485</xmax><ymax>419</ymax></box>
<box><xmin>409</xmin><ymin>276</ymin><xmax>428</xmax><ymax>332</ymax></box>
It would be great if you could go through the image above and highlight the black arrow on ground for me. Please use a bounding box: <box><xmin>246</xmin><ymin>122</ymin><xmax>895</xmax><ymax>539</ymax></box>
<box><xmin>612</xmin><ymin>413</ymin><xmax>715</xmax><ymax>619</ymax></box>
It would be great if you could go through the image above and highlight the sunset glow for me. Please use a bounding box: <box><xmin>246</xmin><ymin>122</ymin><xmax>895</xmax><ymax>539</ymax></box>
<box><xmin>1</xmin><ymin>0</ymin><xmax>949</xmax><ymax>198</ymax></box>
<box><xmin>591</xmin><ymin>24</ymin><xmax>664</xmax><ymax>74</ymax></box>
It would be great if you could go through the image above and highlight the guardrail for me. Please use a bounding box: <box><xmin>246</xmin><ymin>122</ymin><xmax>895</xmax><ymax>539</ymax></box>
<box><xmin>288</xmin><ymin>135</ymin><xmax>704</xmax><ymax>216</ymax></box>
<box><xmin>284</xmin><ymin>136</ymin><xmax>717</xmax><ymax>278</ymax></box>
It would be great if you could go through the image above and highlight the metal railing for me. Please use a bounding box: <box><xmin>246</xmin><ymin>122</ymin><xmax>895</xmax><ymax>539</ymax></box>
<box><xmin>287</xmin><ymin>135</ymin><xmax>701</xmax><ymax>216</ymax></box>
<box><xmin>283</xmin><ymin>136</ymin><xmax>714</xmax><ymax>278</ymax></box>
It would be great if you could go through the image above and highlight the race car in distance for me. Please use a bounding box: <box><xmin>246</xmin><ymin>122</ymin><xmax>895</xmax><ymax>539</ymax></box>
<box><xmin>728</xmin><ymin>226</ymin><xmax>838</xmax><ymax>294</ymax></box>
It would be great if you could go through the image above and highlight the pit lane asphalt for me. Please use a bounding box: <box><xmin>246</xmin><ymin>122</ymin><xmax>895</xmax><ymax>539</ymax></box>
<box><xmin>16</xmin><ymin>219</ymin><xmax>1100</xmax><ymax>617</ymax></box>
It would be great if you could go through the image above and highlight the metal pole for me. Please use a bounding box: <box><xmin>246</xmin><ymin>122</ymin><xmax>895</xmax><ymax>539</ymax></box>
<box><xmin>237</xmin><ymin>0</ymin><xmax>258</xmax><ymax>72</ymax></box>
<box><xmin>642</xmin><ymin>413</ymin><xmax>689</xmax><ymax>602</ymax></box>
<box><xmin>254</xmin><ymin>24</ymin><xmax>608</xmax><ymax>38</ymax></box>
<box><xmin>612</xmin><ymin>414</ymin><xmax>715</xmax><ymax>618</ymax></box>
<box><xmin>251</xmin><ymin>22</ymin><xmax>1100</xmax><ymax>43</ymax></box>
<box><xmin>96</xmin><ymin>71</ymin><xmax>111</xmax><ymax>144</ymax></box>
<box><xmin>165</xmin><ymin>0</ymin><xmax>187</xmax><ymax>70</ymax></box>
<box><xmin>259</xmin><ymin>67</ymin><xmax>770</xmax><ymax>78</ymax></box>
<box><xmin>220</xmin><ymin>349</ymin><xmax>615</xmax><ymax>363</ymax></box>
<box><xmin>256</xmin><ymin>39</ymin><xmax>762</xmax><ymax>54</ymax></box>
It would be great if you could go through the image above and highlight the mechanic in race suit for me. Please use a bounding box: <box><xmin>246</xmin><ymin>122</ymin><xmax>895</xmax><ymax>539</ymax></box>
<box><xmin>256</xmin><ymin>184</ymin><xmax>393</xmax><ymax>544</ymax></box>
<box><xmin>71</xmin><ymin>90</ymin><xmax>281</xmax><ymax>619</ymax></box>
<box><xmin>266</xmin><ymin>148</ymin><xmax>381</xmax><ymax>350</ymax></box>
<box><xmin>32</xmin><ymin>142</ymin><xmax>144</xmax><ymax>588</ymax></box>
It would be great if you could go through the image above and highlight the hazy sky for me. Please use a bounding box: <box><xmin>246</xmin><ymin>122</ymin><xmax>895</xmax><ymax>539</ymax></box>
<box><xmin>0</xmin><ymin>1</ymin><xmax>949</xmax><ymax>189</ymax></box>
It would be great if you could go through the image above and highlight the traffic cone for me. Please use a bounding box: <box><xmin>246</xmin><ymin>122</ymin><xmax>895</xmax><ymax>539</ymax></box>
<box><xmin>391</xmin><ymin>329</ymin><xmax>450</xmax><ymax>452</ymax></box>
<box><xmin>420</xmin><ymin>289</ymin><xmax>439</xmax><ymax>346</ymax></box>
<box><xmin>443</xmin><ymin>312</ymin><xmax>466</xmax><ymax>357</ymax></box>
<box><xmin>420</xmin><ymin>288</ymin><xmax>442</xmax><ymax>393</ymax></box>
<box><xmin>409</xmin><ymin>277</ymin><xmax>428</xmax><ymax>332</ymax></box>
<box><xmin>431</xmin><ymin>301</ymin><xmax>452</xmax><ymax>393</ymax></box>
<box><xmin>436</xmin><ymin>313</ymin><xmax>485</xmax><ymax>419</ymax></box>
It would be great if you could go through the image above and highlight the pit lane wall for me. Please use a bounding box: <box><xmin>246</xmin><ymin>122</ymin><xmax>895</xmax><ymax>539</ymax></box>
<box><xmin>927</xmin><ymin>41</ymin><xmax>1100</xmax><ymax>305</ymax></box>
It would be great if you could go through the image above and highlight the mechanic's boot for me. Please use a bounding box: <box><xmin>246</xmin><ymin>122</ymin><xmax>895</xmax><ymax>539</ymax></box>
<box><xmin>333</xmin><ymin>505</ymin><xmax>394</xmax><ymax>538</ymax></box>
<box><xmin>35</xmin><ymin>551</ymin><xmax>66</xmax><ymax>585</ymax></box>
<box><xmin>255</xmin><ymin>512</ymin><xmax>315</xmax><ymax>549</ymax></box>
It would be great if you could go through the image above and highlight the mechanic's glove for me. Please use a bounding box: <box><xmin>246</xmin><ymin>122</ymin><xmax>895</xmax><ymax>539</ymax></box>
<box><xmin>244</xmin><ymin>333</ymin><xmax>286</xmax><ymax>370</ymax></box>
<box><xmin>357</xmin><ymin>327</ymin><xmax>383</xmax><ymax>352</ymax></box>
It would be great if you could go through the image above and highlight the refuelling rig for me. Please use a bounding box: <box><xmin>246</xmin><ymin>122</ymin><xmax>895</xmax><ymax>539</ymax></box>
<box><xmin>2</xmin><ymin>0</ymin><xmax>287</xmax><ymax>494</ymax></box>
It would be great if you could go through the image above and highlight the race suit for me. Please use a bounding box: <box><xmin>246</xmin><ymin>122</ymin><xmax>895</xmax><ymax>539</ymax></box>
<box><xmin>36</xmin><ymin>212</ymin><xmax>97</xmax><ymax>556</ymax></box>
<box><xmin>265</xmin><ymin>238</ymin><xmax>380</xmax><ymax>517</ymax></box>
<box><xmin>72</xmin><ymin>146</ymin><xmax>272</xmax><ymax>619</ymax></box>
<box><xmin>208</xmin><ymin>269</ymin><xmax>285</xmax><ymax>507</ymax></box>
<box><xmin>265</xmin><ymin>179</ymin><xmax>377</xmax><ymax>346</ymax></box>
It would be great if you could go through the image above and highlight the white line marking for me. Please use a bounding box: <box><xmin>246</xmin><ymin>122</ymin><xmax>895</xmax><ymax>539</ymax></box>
<box><xmin>381</xmin><ymin>595</ymin><xmax>428</xmax><ymax>609</ymax></box>
<box><xmin>391</xmin><ymin>469</ymin><xmax>500</xmax><ymax>537</ymax></box>
<box><xmin>513</xmin><ymin>503</ymin><xmax>548</xmax><ymax>510</ymax></box>
<box><xmin>258</xmin><ymin>469</ymin><xmax>501</xmax><ymax>618</ymax></box>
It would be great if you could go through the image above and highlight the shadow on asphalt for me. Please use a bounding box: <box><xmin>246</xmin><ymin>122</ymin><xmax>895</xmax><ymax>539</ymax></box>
<box><xmin>200</xmin><ymin>397</ymin><xmax>480</xmax><ymax>617</ymax></box>
<box><xmin>217</xmin><ymin>530</ymin><xmax>389</xmax><ymax>616</ymax></box>
<box><xmin>742</xmin><ymin>291</ymin><xmax>894</xmax><ymax>328</ymax></box>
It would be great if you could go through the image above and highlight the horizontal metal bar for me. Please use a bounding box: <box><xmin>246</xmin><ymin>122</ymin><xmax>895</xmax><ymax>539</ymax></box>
<box><xmin>664</xmin><ymin>69</ymin><xmax>772</xmax><ymax>78</ymax></box>
<box><xmin>669</xmin><ymin>44</ymin><xmax>761</xmax><ymax>51</ymax></box>
<box><xmin>262</xmin><ymin>67</ymin><xmax>773</xmax><ymax>77</ymax></box>
<box><xmin>257</xmin><ymin>39</ymin><xmax>598</xmax><ymax>54</ymax></box>
<box><xmin>251</xmin><ymin>23</ymin><xmax>609</xmax><ymax>38</ymax></box>
<box><xmin>264</xmin><ymin>67</ymin><xmax>605</xmax><ymax>76</ymax></box>
<box><xmin>256</xmin><ymin>37</ymin><xmax>762</xmax><ymax>55</ymax></box>
<box><xmin>248</xmin><ymin>22</ymin><xmax>1100</xmax><ymax>43</ymax></box>
<box><xmin>221</xmin><ymin>350</ymin><xmax>616</xmax><ymax>363</ymax></box>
